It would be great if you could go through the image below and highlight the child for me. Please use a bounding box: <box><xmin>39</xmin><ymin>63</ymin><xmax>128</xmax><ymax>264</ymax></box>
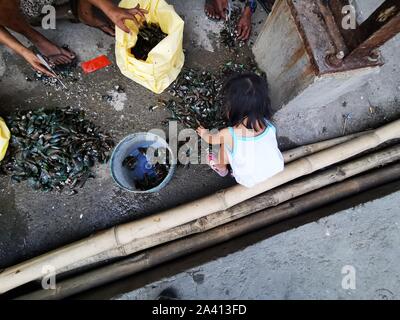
<box><xmin>196</xmin><ymin>72</ymin><xmax>284</xmax><ymax>188</ymax></box>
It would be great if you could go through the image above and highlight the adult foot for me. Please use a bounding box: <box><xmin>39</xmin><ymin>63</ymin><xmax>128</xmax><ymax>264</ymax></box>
<box><xmin>73</xmin><ymin>0</ymin><xmax>115</xmax><ymax>36</ymax></box>
<box><xmin>34</xmin><ymin>38</ymin><xmax>75</xmax><ymax>65</ymax></box>
<box><xmin>205</xmin><ymin>0</ymin><xmax>228</xmax><ymax>21</ymax></box>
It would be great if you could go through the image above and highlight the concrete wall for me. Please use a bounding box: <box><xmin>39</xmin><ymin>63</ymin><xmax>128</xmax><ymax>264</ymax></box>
<box><xmin>288</xmin><ymin>66</ymin><xmax>380</xmax><ymax>110</ymax></box>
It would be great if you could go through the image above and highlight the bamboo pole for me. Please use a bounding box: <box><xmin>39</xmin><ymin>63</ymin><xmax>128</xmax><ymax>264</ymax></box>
<box><xmin>283</xmin><ymin>131</ymin><xmax>368</xmax><ymax>163</ymax></box>
<box><xmin>18</xmin><ymin>163</ymin><xmax>400</xmax><ymax>300</ymax></box>
<box><xmin>115</xmin><ymin>120</ymin><xmax>400</xmax><ymax>242</ymax></box>
<box><xmin>1</xmin><ymin>120</ymin><xmax>399</xmax><ymax>294</ymax></box>
<box><xmin>57</xmin><ymin>133</ymin><xmax>371</xmax><ymax>272</ymax></box>
<box><xmin>75</xmin><ymin>144</ymin><xmax>400</xmax><ymax>266</ymax></box>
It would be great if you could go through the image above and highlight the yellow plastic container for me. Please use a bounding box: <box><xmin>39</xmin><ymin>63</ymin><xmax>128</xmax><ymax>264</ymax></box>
<box><xmin>115</xmin><ymin>0</ymin><xmax>185</xmax><ymax>94</ymax></box>
<box><xmin>0</xmin><ymin>117</ymin><xmax>10</xmax><ymax>161</ymax></box>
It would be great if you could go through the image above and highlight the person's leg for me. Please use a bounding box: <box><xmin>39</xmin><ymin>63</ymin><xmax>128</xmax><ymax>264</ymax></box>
<box><xmin>0</xmin><ymin>0</ymin><xmax>75</xmax><ymax>65</ymax></box>
<box><xmin>205</xmin><ymin>0</ymin><xmax>228</xmax><ymax>21</ymax></box>
<box><xmin>71</xmin><ymin>0</ymin><xmax>115</xmax><ymax>36</ymax></box>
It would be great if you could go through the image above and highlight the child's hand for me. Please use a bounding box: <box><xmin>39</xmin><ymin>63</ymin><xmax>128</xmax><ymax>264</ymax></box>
<box><xmin>196</xmin><ymin>126</ymin><xmax>209</xmax><ymax>138</ymax></box>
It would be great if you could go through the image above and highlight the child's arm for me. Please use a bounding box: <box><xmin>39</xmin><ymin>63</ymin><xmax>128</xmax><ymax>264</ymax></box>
<box><xmin>196</xmin><ymin>126</ymin><xmax>230</xmax><ymax>146</ymax></box>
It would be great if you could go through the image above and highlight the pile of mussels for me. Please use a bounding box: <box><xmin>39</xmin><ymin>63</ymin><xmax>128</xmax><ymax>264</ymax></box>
<box><xmin>155</xmin><ymin>59</ymin><xmax>266</xmax><ymax>130</ymax></box>
<box><xmin>1</xmin><ymin>107</ymin><xmax>114</xmax><ymax>193</ymax></box>
<box><xmin>131</xmin><ymin>22</ymin><xmax>168</xmax><ymax>61</ymax></box>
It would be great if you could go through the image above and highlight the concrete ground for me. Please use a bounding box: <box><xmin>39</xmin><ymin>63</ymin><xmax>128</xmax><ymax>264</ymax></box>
<box><xmin>0</xmin><ymin>0</ymin><xmax>399</xmax><ymax>272</ymax></box>
<box><xmin>111</xmin><ymin>188</ymin><xmax>400</xmax><ymax>300</ymax></box>
<box><xmin>0</xmin><ymin>0</ymin><xmax>266</xmax><ymax>269</ymax></box>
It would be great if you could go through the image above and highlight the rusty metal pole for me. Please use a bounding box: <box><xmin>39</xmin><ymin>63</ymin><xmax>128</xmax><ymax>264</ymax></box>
<box><xmin>345</xmin><ymin>0</ymin><xmax>400</xmax><ymax>62</ymax></box>
<box><xmin>328</xmin><ymin>0</ymin><xmax>361</xmax><ymax>50</ymax></box>
<box><xmin>253</xmin><ymin>0</ymin><xmax>398</xmax><ymax>110</ymax></box>
<box><xmin>318</xmin><ymin>0</ymin><xmax>348</xmax><ymax>66</ymax></box>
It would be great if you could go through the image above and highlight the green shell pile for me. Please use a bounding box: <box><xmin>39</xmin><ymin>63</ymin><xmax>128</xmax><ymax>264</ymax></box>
<box><xmin>1</xmin><ymin>107</ymin><xmax>114</xmax><ymax>193</ymax></box>
<box><xmin>131</xmin><ymin>22</ymin><xmax>168</xmax><ymax>61</ymax></box>
<box><xmin>154</xmin><ymin>58</ymin><xmax>266</xmax><ymax>130</ymax></box>
<box><xmin>164</xmin><ymin>68</ymin><xmax>226</xmax><ymax>129</ymax></box>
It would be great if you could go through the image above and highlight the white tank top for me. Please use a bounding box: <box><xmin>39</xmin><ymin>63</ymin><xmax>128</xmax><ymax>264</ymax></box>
<box><xmin>226</xmin><ymin>122</ymin><xmax>284</xmax><ymax>188</ymax></box>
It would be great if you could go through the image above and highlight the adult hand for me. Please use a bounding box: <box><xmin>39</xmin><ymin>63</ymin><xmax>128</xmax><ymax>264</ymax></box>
<box><xmin>107</xmin><ymin>4</ymin><xmax>148</xmax><ymax>33</ymax></box>
<box><xmin>22</xmin><ymin>50</ymin><xmax>55</xmax><ymax>77</ymax></box>
<box><xmin>236</xmin><ymin>8</ymin><xmax>252</xmax><ymax>41</ymax></box>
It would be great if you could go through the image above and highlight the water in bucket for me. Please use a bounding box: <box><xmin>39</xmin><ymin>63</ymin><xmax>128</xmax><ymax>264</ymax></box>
<box><xmin>110</xmin><ymin>133</ymin><xmax>175</xmax><ymax>193</ymax></box>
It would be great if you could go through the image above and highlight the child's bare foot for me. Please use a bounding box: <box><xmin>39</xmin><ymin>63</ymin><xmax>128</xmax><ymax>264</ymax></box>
<box><xmin>205</xmin><ymin>0</ymin><xmax>228</xmax><ymax>21</ymax></box>
<box><xmin>34</xmin><ymin>38</ymin><xmax>75</xmax><ymax>65</ymax></box>
<box><xmin>207</xmin><ymin>152</ymin><xmax>229</xmax><ymax>177</ymax></box>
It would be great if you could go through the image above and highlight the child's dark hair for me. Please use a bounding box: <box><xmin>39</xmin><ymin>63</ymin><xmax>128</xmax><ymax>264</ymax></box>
<box><xmin>222</xmin><ymin>72</ymin><xmax>272</xmax><ymax>130</ymax></box>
